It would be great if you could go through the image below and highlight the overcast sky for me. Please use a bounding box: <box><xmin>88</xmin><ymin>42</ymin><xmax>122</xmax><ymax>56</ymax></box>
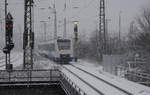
<box><xmin>0</xmin><ymin>0</ymin><xmax>150</xmax><ymax>40</ymax></box>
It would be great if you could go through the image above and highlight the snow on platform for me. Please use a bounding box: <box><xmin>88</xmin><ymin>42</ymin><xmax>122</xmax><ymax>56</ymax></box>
<box><xmin>61</xmin><ymin>66</ymin><xmax>100</xmax><ymax>95</ymax></box>
<box><xmin>71</xmin><ymin>61</ymin><xmax>150</xmax><ymax>95</ymax></box>
<box><xmin>62</xmin><ymin>65</ymin><xmax>129</xmax><ymax>95</ymax></box>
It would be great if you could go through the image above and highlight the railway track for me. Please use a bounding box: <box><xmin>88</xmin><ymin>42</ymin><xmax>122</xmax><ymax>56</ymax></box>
<box><xmin>70</xmin><ymin>64</ymin><xmax>133</xmax><ymax>95</ymax></box>
<box><xmin>62</xmin><ymin>64</ymin><xmax>133</xmax><ymax>95</ymax></box>
<box><xmin>62</xmin><ymin>65</ymin><xmax>104</xmax><ymax>95</ymax></box>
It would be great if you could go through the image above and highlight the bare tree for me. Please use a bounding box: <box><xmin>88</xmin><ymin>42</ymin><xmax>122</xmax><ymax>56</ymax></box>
<box><xmin>127</xmin><ymin>8</ymin><xmax>150</xmax><ymax>73</ymax></box>
<box><xmin>137</xmin><ymin>8</ymin><xmax>150</xmax><ymax>33</ymax></box>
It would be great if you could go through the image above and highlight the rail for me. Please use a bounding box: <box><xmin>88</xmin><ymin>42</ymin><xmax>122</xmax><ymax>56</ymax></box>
<box><xmin>1</xmin><ymin>65</ymin><xmax>145</xmax><ymax>95</ymax></box>
<box><xmin>60</xmin><ymin>71</ymin><xmax>87</xmax><ymax>95</ymax></box>
<box><xmin>62</xmin><ymin>65</ymin><xmax>104</xmax><ymax>95</ymax></box>
<box><xmin>69</xmin><ymin>64</ymin><xmax>133</xmax><ymax>95</ymax></box>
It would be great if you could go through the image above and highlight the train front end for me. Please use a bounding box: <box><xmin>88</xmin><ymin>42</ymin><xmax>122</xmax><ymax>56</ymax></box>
<box><xmin>56</xmin><ymin>38</ymin><xmax>73</xmax><ymax>63</ymax></box>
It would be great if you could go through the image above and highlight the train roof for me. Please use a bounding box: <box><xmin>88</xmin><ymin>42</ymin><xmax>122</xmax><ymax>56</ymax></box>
<box><xmin>38</xmin><ymin>37</ymin><xmax>72</xmax><ymax>45</ymax></box>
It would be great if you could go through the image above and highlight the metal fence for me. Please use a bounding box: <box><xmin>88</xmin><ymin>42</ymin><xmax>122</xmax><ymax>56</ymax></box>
<box><xmin>0</xmin><ymin>69</ymin><xmax>60</xmax><ymax>82</ymax></box>
<box><xmin>0</xmin><ymin>69</ymin><xmax>87</xmax><ymax>95</ymax></box>
<box><xmin>125</xmin><ymin>71</ymin><xmax>150</xmax><ymax>86</ymax></box>
<box><xmin>60</xmin><ymin>72</ymin><xmax>87</xmax><ymax>95</ymax></box>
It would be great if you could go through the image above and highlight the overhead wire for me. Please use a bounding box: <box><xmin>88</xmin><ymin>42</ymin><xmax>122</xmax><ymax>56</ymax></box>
<box><xmin>57</xmin><ymin>0</ymin><xmax>99</xmax><ymax>30</ymax></box>
<box><xmin>1</xmin><ymin>0</ymin><xmax>99</xmax><ymax>29</ymax></box>
<box><xmin>71</xmin><ymin>0</ymin><xmax>99</xmax><ymax>19</ymax></box>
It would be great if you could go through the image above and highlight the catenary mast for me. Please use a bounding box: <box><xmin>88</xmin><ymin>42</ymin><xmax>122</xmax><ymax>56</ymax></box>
<box><xmin>98</xmin><ymin>0</ymin><xmax>106</xmax><ymax>62</ymax></box>
<box><xmin>23</xmin><ymin>0</ymin><xmax>34</xmax><ymax>69</ymax></box>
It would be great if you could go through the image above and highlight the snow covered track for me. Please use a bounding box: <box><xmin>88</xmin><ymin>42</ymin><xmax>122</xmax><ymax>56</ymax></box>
<box><xmin>61</xmin><ymin>63</ymin><xmax>150</xmax><ymax>95</ymax></box>
<box><xmin>62</xmin><ymin>65</ymin><xmax>131</xmax><ymax>95</ymax></box>
<box><xmin>62</xmin><ymin>65</ymin><xmax>104</xmax><ymax>95</ymax></box>
<box><xmin>69</xmin><ymin>64</ymin><xmax>133</xmax><ymax>95</ymax></box>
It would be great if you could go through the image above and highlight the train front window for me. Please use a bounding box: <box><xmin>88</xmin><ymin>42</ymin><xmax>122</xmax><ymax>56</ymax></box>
<box><xmin>57</xmin><ymin>39</ymin><xmax>71</xmax><ymax>50</ymax></box>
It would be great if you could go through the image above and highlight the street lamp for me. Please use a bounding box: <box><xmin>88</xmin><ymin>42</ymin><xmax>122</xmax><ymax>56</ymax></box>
<box><xmin>48</xmin><ymin>4</ymin><xmax>57</xmax><ymax>39</ymax></box>
<box><xmin>105</xmin><ymin>19</ymin><xmax>111</xmax><ymax>54</ymax></box>
<box><xmin>73</xmin><ymin>21</ymin><xmax>79</xmax><ymax>25</ymax></box>
<box><xmin>73</xmin><ymin>21</ymin><xmax>79</xmax><ymax>62</ymax></box>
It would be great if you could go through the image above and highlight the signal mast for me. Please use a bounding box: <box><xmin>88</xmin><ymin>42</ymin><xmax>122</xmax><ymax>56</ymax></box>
<box><xmin>3</xmin><ymin>0</ymin><xmax>14</xmax><ymax>71</ymax></box>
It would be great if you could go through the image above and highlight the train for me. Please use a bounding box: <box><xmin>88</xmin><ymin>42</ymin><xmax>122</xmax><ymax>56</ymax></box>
<box><xmin>38</xmin><ymin>37</ymin><xmax>75</xmax><ymax>63</ymax></box>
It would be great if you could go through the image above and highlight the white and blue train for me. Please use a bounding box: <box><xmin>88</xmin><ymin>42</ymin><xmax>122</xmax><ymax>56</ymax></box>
<box><xmin>38</xmin><ymin>37</ymin><xmax>74</xmax><ymax>63</ymax></box>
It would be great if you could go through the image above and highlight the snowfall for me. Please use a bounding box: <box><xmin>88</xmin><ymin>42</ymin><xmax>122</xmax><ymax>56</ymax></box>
<box><xmin>0</xmin><ymin>51</ymin><xmax>150</xmax><ymax>95</ymax></box>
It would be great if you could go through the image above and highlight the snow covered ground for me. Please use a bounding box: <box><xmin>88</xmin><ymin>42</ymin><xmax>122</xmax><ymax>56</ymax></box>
<box><xmin>62</xmin><ymin>65</ymin><xmax>129</xmax><ymax>95</ymax></box>
<box><xmin>0</xmin><ymin>51</ymin><xmax>56</xmax><ymax>70</ymax></box>
<box><xmin>0</xmin><ymin>51</ymin><xmax>23</xmax><ymax>70</ymax></box>
<box><xmin>33</xmin><ymin>52</ymin><xmax>58</xmax><ymax>69</ymax></box>
<box><xmin>60</xmin><ymin>60</ymin><xmax>150</xmax><ymax>95</ymax></box>
<box><xmin>1</xmin><ymin>51</ymin><xmax>149</xmax><ymax>95</ymax></box>
<box><xmin>73</xmin><ymin>59</ymin><xmax>103</xmax><ymax>71</ymax></box>
<box><xmin>74</xmin><ymin>64</ymin><xmax>150</xmax><ymax>94</ymax></box>
<box><xmin>36</xmin><ymin>58</ymin><xmax>150</xmax><ymax>95</ymax></box>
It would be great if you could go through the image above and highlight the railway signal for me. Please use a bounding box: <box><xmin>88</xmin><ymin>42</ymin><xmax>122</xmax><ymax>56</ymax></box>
<box><xmin>3</xmin><ymin>12</ymin><xmax>14</xmax><ymax>72</ymax></box>
<box><xmin>74</xmin><ymin>21</ymin><xmax>78</xmax><ymax>42</ymax></box>
<box><xmin>6</xmin><ymin>13</ymin><xmax>14</xmax><ymax>47</ymax></box>
<box><xmin>3</xmin><ymin>13</ymin><xmax>14</xmax><ymax>54</ymax></box>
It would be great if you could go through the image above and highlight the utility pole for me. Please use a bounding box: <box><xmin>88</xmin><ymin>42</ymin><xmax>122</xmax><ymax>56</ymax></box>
<box><xmin>5</xmin><ymin>0</ymin><xmax>8</xmax><ymax>70</ymax></box>
<box><xmin>40</xmin><ymin>21</ymin><xmax>47</xmax><ymax>41</ymax></box>
<box><xmin>105</xmin><ymin>19</ymin><xmax>108</xmax><ymax>54</ymax></box>
<box><xmin>98</xmin><ymin>0</ymin><xmax>106</xmax><ymax>62</ymax></box>
<box><xmin>0</xmin><ymin>7</ymin><xmax>2</xmax><ymax>32</ymax></box>
<box><xmin>23</xmin><ymin>0</ymin><xmax>34</xmax><ymax>70</ymax></box>
<box><xmin>63</xmin><ymin>1</ymin><xmax>67</xmax><ymax>38</ymax></box>
<box><xmin>105</xmin><ymin>19</ymin><xmax>111</xmax><ymax>54</ymax></box>
<box><xmin>44</xmin><ymin>22</ymin><xmax>46</xmax><ymax>41</ymax></box>
<box><xmin>118</xmin><ymin>11</ymin><xmax>122</xmax><ymax>54</ymax></box>
<box><xmin>53</xmin><ymin>0</ymin><xmax>57</xmax><ymax>39</ymax></box>
<box><xmin>18</xmin><ymin>24</ymin><xmax>22</xmax><ymax>49</ymax></box>
<box><xmin>64</xmin><ymin>18</ymin><xmax>67</xmax><ymax>38</ymax></box>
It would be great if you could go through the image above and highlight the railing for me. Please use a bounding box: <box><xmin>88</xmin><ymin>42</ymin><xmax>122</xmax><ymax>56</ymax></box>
<box><xmin>127</xmin><ymin>71</ymin><xmax>150</xmax><ymax>79</ymax></box>
<box><xmin>116</xmin><ymin>65</ymin><xmax>150</xmax><ymax>86</ymax></box>
<box><xmin>60</xmin><ymin>72</ymin><xmax>87</xmax><ymax>95</ymax></box>
<box><xmin>0</xmin><ymin>69</ymin><xmax>87</xmax><ymax>95</ymax></box>
<box><xmin>125</xmin><ymin>71</ymin><xmax>150</xmax><ymax>86</ymax></box>
<box><xmin>0</xmin><ymin>69</ymin><xmax>60</xmax><ymax>82</ymax></box>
